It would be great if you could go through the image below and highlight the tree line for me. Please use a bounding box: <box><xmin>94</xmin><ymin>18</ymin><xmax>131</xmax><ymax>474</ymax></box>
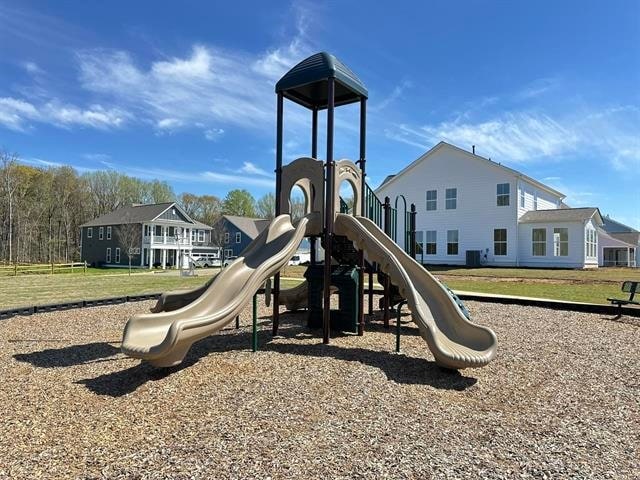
<box><xmin>0</xmin><ymin>150</ymin><xmax>296</xmax><ymax>264</ymax></box>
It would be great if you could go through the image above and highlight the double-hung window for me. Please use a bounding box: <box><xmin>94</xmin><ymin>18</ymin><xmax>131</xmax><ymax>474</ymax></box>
<box><xmin>445</xmin><ymin>188</ymin><xmax>457</xmax><ymax>210</ymax></box>
<box><xmin>224</xmin><ymin>232</ymin><xmax>230</xmax><ymax>244</ymax></box>
<box><xmin>415</xmin><ymin>231</ymin><xmax>423</xmax><ymax>256</ymax></box>
<box><xmin>106</xmin><ymin>247</ymin><xmax>111</xmax><ymax>263</ymax></box>
<box><xmin>520</xmin><ymin>189</ymin><xmax>525</xmax><ymax>208</ymax></box>
<box><xmin>115</xmin><ymin>248</ymin><xmax>121</xmax><ymax>263</ymax></box>
<box><xmin>447</xmin><ymin>230</ymin><xmax>459</xmax><ymax>255</ymax></box>
<box><xmin>532</xmin><ymin>228</ymin><xmax>546</xmax><ymax>256</ymax></box>
<box><xmin>106</xmin><ymin>226</ymin><xmax>112</xmax><ymax>240</ymax></box>
<box><xmin>425</xmin><ymin>230</ymin><xmax>437</xmax><ymax>255</ymax></box>
<box><xmin>236</xmin><ymin>232</ymin><xmax>241</xmax><ymax>243</ymax></box>
<box><xmin>494</xmin><ymin>229</ymin><xmax>507</xmax><ymax>256</ymax></box>
<box><xmin>553</xmin><ymin>228</ymin><xmax>569</xmax><ymax>256</ymax></box>
<box><xmin>426</xmin><ymin>190</ymin><xmax>437</xmax><ymax>211</ymax></box>
<box><xmin>87</xmin><ymin>227</ymin><xmax>93</xmax><ymax>239</ymax></box>
<box><xmin>497</xmin><ymin>183</ymin><xmax>510</xmax><ymax>206</ymax></box>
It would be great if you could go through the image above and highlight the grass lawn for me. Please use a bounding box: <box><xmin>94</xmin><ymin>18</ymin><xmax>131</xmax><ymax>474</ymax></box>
<box><xmin>427</xmin><ymin>265</ymin><xmax>638</xmax><ymax>282</ymax></box>
<box><xmin>0</xmin><ymin>271</ymin><xmax>301</xmax><ymax>309</ymax></box>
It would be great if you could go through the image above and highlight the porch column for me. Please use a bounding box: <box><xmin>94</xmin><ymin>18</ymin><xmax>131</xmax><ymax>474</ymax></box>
<box><xmin>161</xmin><ymin>249</ymin><xmax>167</xmax><ymax>269</ymax></box>
<box><xmin>163</xmin><ymin>226</ymin><xmax>167</xmax><ymax>244</ymax></box>
<box><xmin>140</xmin><ymin>247</ymin><xmax>144</xmax><ymax>267</ymax></box>
<box><xmin>628</xmin><ymin>248</ymin><xmax>631</xmax><ymax>267</ymax></box>
<box><xmin>149</xmin><ymin>248</ymin><xmax>154</xmax><ymax>269</ymax></box>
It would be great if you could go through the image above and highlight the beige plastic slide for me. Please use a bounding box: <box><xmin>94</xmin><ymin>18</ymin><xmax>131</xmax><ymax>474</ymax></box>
<box><xmin>121</xmin><ymin>214</ymin><xmax>310</xmax><ymax>367</ymax></box>
<box><xmin>150</xmin><ymin>277</ymin><xmax>215</xmax><ymax>313</ymax></box>
<box><xmin>278</xmin><ymin>280</ymin><xmax>308</xmax><ymax>310</ymax></box>
<box><xmin>334</xmin><ymin>213</ymin><xmax>497</xmax><ymax>369</ymax></box>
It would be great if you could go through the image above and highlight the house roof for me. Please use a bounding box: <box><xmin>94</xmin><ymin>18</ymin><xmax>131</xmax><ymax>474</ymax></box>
<box><xmin>609</xmin><ymin>232</ymin><xmax>640</xmax><ymax>246</ymax></box>
<box><xmin>81</xmin><ymin>202</ymin><xmax>178</xmax><ymax>227</ymax></box>
<box><xmin>601</xmin><ymin>215</ymin><xmax>638</xmax><ymax>233</ymax></box>
<box><xmin>375</xmin><ymin>141</ymin><xmax>566</xmax><ymax>199</ymax></box>
<box><xmin>519</xmin><ymin>207</ymin><xmax>604</xmax><ymax>225</ymax></box>
<box><xmin>191</xmin><ymin>219</ymin><xmax>213</xmax><ymax>230</ymax></box>
<box><xmin>222</xmin><ymin>215</ymin><xmax>270</xmax><ymax>239</ymax></box>
<box><xmin>275</xmin><ymin>52</ymin><xmax>368</xmax><ymax>109</ymax></box>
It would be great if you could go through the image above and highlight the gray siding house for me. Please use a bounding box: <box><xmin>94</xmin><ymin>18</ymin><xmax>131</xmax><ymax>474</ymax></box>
<box><xmin>80</xmin><ymin>202</ymin><xmax>218</xmax><ymax>268</ymax></box>
<box><xmin>214</xmin><ymin>215</ymin><xmax>271</xmax><ymax>259</ymax></box>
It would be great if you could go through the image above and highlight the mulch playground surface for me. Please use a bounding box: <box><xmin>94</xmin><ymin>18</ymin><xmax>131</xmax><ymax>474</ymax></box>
<box><xmin>0</xmin><ymin>298</ymin><xmax>638</xmax><ymax>479</ymax></box>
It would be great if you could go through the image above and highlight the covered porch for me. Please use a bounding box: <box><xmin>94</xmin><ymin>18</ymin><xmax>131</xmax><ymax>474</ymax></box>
<box><xmin>602</xmin><ymin>247</ymin><xmax>637</xmax><ymax>267</ymax></box>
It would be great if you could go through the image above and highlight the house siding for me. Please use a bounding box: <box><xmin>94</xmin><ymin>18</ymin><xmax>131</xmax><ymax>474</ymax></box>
<box><xmin>517</xmin><ymin>221</ymin><xmax>587</xmax><ymax>268</ymax></box>
<box><xmin>81</xmin><ymin>224</ymin><xmax>142</xmax><ymax>266</ymax></box>
<box><xmin>220</xmin><ymin>219</ymin><xmax>255</xmax><ymax>257</ymax></box>
<box><xmin>517</xmin><ymin>179</ymin><xmax>561</xmax><ymax>218</ymax></box>
<box><xmin>377</xmin><ymin>146</ymin><xmax>520</xmax><ymax>266</ymax></box>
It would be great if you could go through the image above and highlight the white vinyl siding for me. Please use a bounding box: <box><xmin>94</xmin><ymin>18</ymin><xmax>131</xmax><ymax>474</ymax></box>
<box><xmin>445</xmin><ymin>188</ymin><xmax>457</xmax><ymax>210</ymax></box>
<box><xmin>426</xmin><ymin>190</ymin><xmax>437</xmax><ymax>211</ymax></box>
<box><xmin>553</xmin><ymin>228</ymin><xmax>569</xmax><ymax>256</ymax></box>
<box><xmin>532</xmin><ymin>228</ymin><xmax>546</xmax><ymax>256</ymax></box>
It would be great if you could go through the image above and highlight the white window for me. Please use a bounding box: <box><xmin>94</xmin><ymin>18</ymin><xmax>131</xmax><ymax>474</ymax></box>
<box><xmin>224</xmin><ymin>248</ymin><xmax>233</xmax><ymax>258</ymax></box>
<box><xmin>198</xmin><ymin>230</ymin><xmax>205</xmax><ymax>242</ymax></box>
<box><xmin>99</xmin><ymin>227</ymin><xmax>104</xmax><ymax>240</ymax></box>
<box><xmin>115</xmin><ymin>248</ymin><xmax>121</xmax><ymax>264</ymax></box>
<box><xmin>520</xmin><ymin>189</ymin><xmax>525</xmax><ymax>208</ymax></box>
<box><xmin>447</xmin><ymin>230</ymin><xmax>458</xmax><ymax>255</ymax></box>
<box><xmin>532</xmin><ymin>228</ymin><xmax>546</xmax><ymax>256</ymax></box>
<box><xmin>87</xmin><ymin>227</ymin><xmax>93</xmax><ymax>239</ymax></box>
<box><xmin>585</xmin><ymin>229</ymin><xmax>597</xmax><ymax>258</ymax></box>
<box><xmin>445</xmin><ymin>188</ymin><xmax>457</xmax><ymax>210</ymax></box>
<box><xmin>235</xmin><ymin>232</ymin><xmax>241</xmax><ymax>243</ymax></box>
<box><xmin>191</xmin><ymin>230</ymin><xmax>196</xmax><ymax>242</ymax></box>
<box><xmin>224</xmin><ymin>232</ymin><xmax>230</xmax><ymax>244</ymax></box>
<box><xmin>553</xmin><ymin>228</ymin><xmax>569</xmax><ymax>256</ymax></box>
<box><xmin>497</xmin><ymin>183</ymin><xmax>510</xmax><ymax>206</ymax></box>
<box><xmin>106</xmin><ymin>226</ymin><xmax>112</xmax><ymax>240</ymax></box>
<box><xmin>425</xmin><ymin>230</ymin><xmax>437</xmax><ymax>255</ymax></box>
<box><xmin>494</xmin><ymin>229</ymin><xmax>507</xmax><ymax>256</ymax></box>
<box><xmin>426</xmin><ymin>190</ymin><xmax>437</xmax><ymax>211</ymax></box>
<box><xmin>106</xmin><ymin>247</ymin><xmax>111</xmax><ymax>263</ymax></box>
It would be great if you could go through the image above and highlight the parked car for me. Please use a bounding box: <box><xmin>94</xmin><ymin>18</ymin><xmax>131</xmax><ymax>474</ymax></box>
<box><xmin>223</xmin><ymin>256</ymin><xmax>238</xmax><ymax>266</ymax></box>
<box><xmin>193</xmin><ymin>257</ymin><xmax>215</xmax><ymax>268</ymax></box>
<box><xmin>288</xmin><ymin>252</ymin><xmax>310</xmax><ymax>266</ymax></box>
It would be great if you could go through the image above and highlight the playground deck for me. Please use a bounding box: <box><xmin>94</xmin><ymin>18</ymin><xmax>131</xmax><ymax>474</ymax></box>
<box><xmin>1</xmin><ymin>299</ymin><xmax>638</xmax><ymax>479</ymax></box>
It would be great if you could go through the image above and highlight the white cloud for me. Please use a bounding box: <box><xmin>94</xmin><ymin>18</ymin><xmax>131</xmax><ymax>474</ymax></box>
<box><xmin>386</xmin><ymin>106</ymin><xmax>640</xmax><ymax>171</ymax></box>
<box><xmin>238</xmin><ymin>161</ymin><xmax>272</xmax><ymax>177</ymax></box>
<box><xmin>0</xmin><ymin>96</ymin><xmax>128</xmax><ymax>131</ymax></box>
<box><xmin>157</xmin><ymin>118</ymin><xmax>184</xmax><ymax>130</ymax></box>
<box><xmin>204</xmin><ymin>128</ymin><xmax>224</xmax><ymax>141</ymax></box>
<box><xmin>371</xmin><ymin>80</ymin><xmax>413</xmax><ymax>112</ymax></box>
<box><xmin>22</xmin><ymin>61</ymin><xmax>43</xmax><ymax>75</ymax></box>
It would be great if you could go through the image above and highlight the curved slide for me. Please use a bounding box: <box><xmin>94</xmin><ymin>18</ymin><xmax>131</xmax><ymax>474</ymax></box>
<box><xmin>121</xmin><ymin>214</ymin><xmax>310</xmax><ymax>367</ymax></box>
<box><xmin>335</xmin><ymin>213</ymin><xmax>497</xmax><ymax>369</ymax></box>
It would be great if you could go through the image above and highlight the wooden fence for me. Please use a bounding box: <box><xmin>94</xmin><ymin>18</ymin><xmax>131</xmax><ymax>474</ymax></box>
<box><xmin>0</xmin><ymin>262</ymin><xmax>87</xmax><ymax>276</ymax></box>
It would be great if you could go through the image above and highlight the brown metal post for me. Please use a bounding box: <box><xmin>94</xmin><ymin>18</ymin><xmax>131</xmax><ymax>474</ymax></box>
<box><xmin>312</xmin><ymin>106</ymin><xmax>318</xmax><ymax>158</ymax></box>
<box><xmin>322</xmin><ymin>78</ymin><xmax>335</xmax><ymax>344</ymax></box>
<box><xmin>273</xmin><ymin>93</ymin><xmax>283</xmax><ymax>336</ymax></box>
<box><xmin>368</xmin><ymin>267</ymin><xmax>374</xmax><ymax>315</ymax></box>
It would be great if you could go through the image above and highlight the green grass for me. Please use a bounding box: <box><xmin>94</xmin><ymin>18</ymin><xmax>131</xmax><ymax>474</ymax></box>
<box><xmin>0</xmin><ymin>271</ymin><xmax>301</xmax><ymax>309</ymax></box>
<box><xmin>427</xmin><ymin>265</ymin><xmax>638</xmax><ymax>283</ymax></box>
<box><xmin>442</xmin><ymin>279</ymin><xmax>620</xmax><ymax>304</ymax></box>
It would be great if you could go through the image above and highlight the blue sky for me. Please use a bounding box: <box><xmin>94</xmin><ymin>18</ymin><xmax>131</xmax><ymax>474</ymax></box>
<box><xmin>1</xmin><ymin>1</ymin><xmax>639</xmax><ymax>227</ymax></box>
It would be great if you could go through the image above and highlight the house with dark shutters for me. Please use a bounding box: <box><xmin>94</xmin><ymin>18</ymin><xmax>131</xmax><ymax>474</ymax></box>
<box><xmin>213</xmin><ymin>215</ymin><xmax>271</xmax><ymax>259</ymax></box>
<box><xmin>80</xmin><ymin>202</ymin><xmax>219</xmax><ymax>269</ymax></box>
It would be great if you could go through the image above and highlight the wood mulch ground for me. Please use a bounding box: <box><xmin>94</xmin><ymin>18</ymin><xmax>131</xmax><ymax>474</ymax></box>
<box><xmin>0</xmin><ymin>297</ymin><xmax>638</xmax><ymax>479</ymax></box>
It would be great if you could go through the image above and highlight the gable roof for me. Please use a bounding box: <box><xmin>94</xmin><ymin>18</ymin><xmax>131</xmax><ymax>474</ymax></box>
<box><xmin>222</xmin><ymin>215</ymin><xmax>270</xmax><ymax>239</ymax></box>
<box><xmin>375</xmin><ymin>141</ymin><xmax>565</xmax><ymax>199</ymax></box>
<box><xmin>82</xmin><ymin>202</ymin><xmax>181</xmax><ymax>227</ymax></box>
<box><xmin>609</xmin><ymin>232</ymin><xmax>640</xmax><ymax>246</ymax></box>
<box><xmin>519</xmin><ymin>207</ymin><xmax>604</xmax><ymax>225</ymax></box>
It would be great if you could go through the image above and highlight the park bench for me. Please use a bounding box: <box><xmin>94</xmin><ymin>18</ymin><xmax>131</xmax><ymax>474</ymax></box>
<box><xmin>607</xmin><ymin>281</ymin><xmax>639</xmax><ymax>316</ymax></box>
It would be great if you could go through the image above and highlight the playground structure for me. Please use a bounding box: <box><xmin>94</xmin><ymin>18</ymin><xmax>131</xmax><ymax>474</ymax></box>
<box><xmin>121</xmin><ymin>52</ymin><xmax>497</xmax><ymax>369</ymax></box>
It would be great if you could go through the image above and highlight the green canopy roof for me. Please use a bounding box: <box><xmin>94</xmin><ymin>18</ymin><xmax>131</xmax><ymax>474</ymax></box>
<box><xmin>275</xmin><ymin>52</ymin><xmax>368</xmax><ymax>109</ymax></box>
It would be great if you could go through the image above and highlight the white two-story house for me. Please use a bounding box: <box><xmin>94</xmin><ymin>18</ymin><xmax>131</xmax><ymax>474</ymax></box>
<box><xmin>375</xmin><ymin>141</ymin><xmax>603</xmax><ymax>269</ymax></box>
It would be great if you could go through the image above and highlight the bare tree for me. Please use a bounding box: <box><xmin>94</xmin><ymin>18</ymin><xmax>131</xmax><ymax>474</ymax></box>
<box><xmin>256</xmin><ymin>193</ymin><xmax>275</xmax><ymax>220</ymax></box>
<box><xmin>210</xmin><ymin>219</ymin><xmax>228</xmax><ymax>265</ymax></box>
<box><xmin>1</xmin><ymin>150</ymin><xmax>19</xmax><ymax>264</ymax></box>
<box><xmin>117</xmin><ymin>220</ymin><xmax>141</xmax><ymax>275</ymax></box>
